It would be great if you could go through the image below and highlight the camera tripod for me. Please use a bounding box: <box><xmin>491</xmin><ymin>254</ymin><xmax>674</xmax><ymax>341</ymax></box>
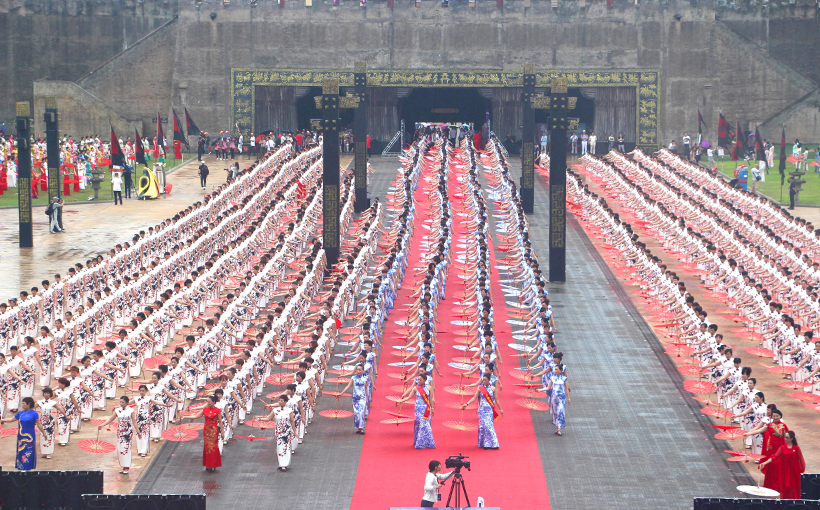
<box><xmin>445</xmin><ymin>471</ymin><xmax>471</xmax><ymax>508</ymax></box>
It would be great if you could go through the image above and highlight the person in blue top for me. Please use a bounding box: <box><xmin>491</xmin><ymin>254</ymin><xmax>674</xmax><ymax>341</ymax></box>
<box><xmin>545</xmin><ymin>364</ymin><xmax>571</xmax><ymax>436</ymax></box>
<box><xmin>339</xmin><ymin>364</ymin><xmax>370</xmax><ymax>435</ymax></box>
<box><xmin>1</xmin><ymin>396</ymin><xmax>45</xmax><ymax>470</ymax></box>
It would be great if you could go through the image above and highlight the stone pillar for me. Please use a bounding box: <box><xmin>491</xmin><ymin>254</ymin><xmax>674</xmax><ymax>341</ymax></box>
<box><xmin>521</xmin><ymin>64</ymin><xmax>536</xmax><ymax>214</ymax></box>
<box><xmin>548</xmin><ymin>77</ymin><xmax>568</xmax><ymax>282</ymax></box>
<box><xmin>354</xmin><ymin>62</ymin><xmax>369</xmax><ymax>213</ymax></box>
<box><xmin>17</xmin><ymin>102</ymin><xmax>33</xmax><ymax>248</ymax></box>
<box><xmin>322</xmin><ymin>78</ymin><xmax>340</xmax><ymax>268</ymax></box>
<box><xmin>44</xmin><ymin>96</ymin><xmax>61</xmax><ymax>201</ymax></box>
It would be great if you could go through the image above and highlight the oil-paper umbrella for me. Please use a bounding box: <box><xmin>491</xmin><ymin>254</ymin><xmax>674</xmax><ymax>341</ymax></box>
<box><xmin>745</xmin><ymin>346</ymin><xmax>775</xmax><ymax>358</ymax></box>
<box><xmin>725</xmin><ymin>451</ymin><xmax>764</xmax><ymax>463</ymax></box>
<box><xmin>786</xmin><ymin>392</ymin><xmax>820</xmax><ymax>403</ymax></box>
<box><xmin>714</xmin><ymin>429</ymin><xmax>746</xmax><ymax>441</ymax></box>
<box><xmin>683</xmin><ymin>380</ymin><xmax>715</xmax><ymax>394</ymax></box>
<box><xmin>77</xmin><ymin>439</ymin><xmax>116</xmax><ymax>453</ymax></box>
<box><xmin>162</xmin><ymin>426</ymin><xmax>199</xmax><ymax>442</ymax></box>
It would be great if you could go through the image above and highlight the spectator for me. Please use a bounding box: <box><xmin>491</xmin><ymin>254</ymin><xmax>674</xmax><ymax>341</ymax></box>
<box><xmin>617</xmin><ymin>133</ymin><xmax>625</xmax><ymax>153</ymax></box>
<box><xmin>570</xmin><ymin>132</ymin><xmax>579</xmax><ymax>155</ymax></box>
<box><xmin>111</xmin><ymin>172</ymin><xmax>123</xmax><ymax>205</ymax></box>
<box><xmin>668</xmin><ymin>140</ymin><xmax>677</xmax><ymax>155</ymax></box>
<box><xmin>589</xmin><ymin>131</ymin><xmax>597</xmax><ymax>155</ymax></box>
<box><xmin>540</xmin><ymin>132</ymin><xmax>548</xmax><ymax>154</ymax></box>
<box><xmin>46</xmin><ymin>197</ymin><xmax>59</xmax><ymax>233</ymax></box>
<box><xmin>707</xmin><ymin>146</ymin><xmax>715</xmax><ymax>168</ymax></box>
<box><xmin>788</xmin><ymin>176</ymin><xmax>798</xmax><ymax>210</ymax></box>
<box><xmin>122</xmin><ymin>165</ymin><xmax>133</xmax><ymax>199</ymax></box>
<box><xmin>198</xmin><ymin>161</ymin><xmax>209</xmax><ymax>190</ymax></box>
<box><xmin>580</xmin><ymin>130</ymin><xmax>589</xmax><ymax>155</ymax></box>
<box><xmin>607</xmin><ymin>133</ymin><xmax>615</xmax><ymax>153</ymax></box>
<box><xmin>682</xmin><ymin>132</ymin><xmax>691</xmax><ymax>159</ymax></box>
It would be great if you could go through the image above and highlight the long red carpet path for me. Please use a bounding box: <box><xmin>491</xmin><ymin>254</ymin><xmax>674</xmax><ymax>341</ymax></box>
<box><xmin>350</xmin><ymin>148</ymin><xmax>551</xmax><ymax>509</ymax></box>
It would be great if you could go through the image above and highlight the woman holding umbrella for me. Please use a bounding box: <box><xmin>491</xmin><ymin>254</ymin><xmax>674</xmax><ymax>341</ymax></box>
<box><xmin>545</xmin><ymin>364</ymin><xmax>570</xmax><ymax>436</ymax></box>
<box><xmin>338</xmin><ymin>363</ymin><xmax>370</xmax><ymax>434</ymax></box>
<box><xmin>97</xmin><ymin>395</ymin><xmax>138</xmax><ymax>474</ymax></box>
<box><xmin>181</xmin><ymin>395</ymin><xmax>223</xmax><ymax>472</ymax></box>
<box><xmin>259</xmin><ymin>395</ymin><xmax>295</xmax><ymax>471</ymax></box>
<box><xmin>1</xmin><ymin>397</ymin><xmax>46</xmax><ymax>470</ymax></box>
<box><xmin>462</xmin><ymin>374</ymin><xmax>503</xmax><ymax>449</ymax></box>
<box><xmin>396</xmin><ymin>374</ymin><xmax>435</xmax><ymax>449</ymax></box>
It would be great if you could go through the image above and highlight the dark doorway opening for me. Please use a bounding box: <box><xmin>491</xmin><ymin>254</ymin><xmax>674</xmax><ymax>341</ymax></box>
<box><xmin>400</xmin><ymin>88</ymin><xmax>490</xmax><ymax>133</ymax></box>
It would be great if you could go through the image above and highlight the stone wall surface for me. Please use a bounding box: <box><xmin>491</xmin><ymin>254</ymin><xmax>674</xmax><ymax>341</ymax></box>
<box><xmin>32</xmin><ymin>80</ymin><xmax>142</xmax><ymax>136</ymax></box>
<box><xmin>0</xmin><ymin>0</ymin><xmax>176</xmax><ymax>129</ymax></box>
<box><xmin>7</xmin><ymin>0</ymin><xmax>820</xmax><ymax>144</ymax></box>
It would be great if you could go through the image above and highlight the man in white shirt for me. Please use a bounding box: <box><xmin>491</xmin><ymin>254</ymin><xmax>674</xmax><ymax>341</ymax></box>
<box><xmin>422</xmin><ymin>460</ymin><xmax>455</xmax><ymax>507</ymax></box>
<box><xmin>111</xmin><ymin>172</ymin><xmax>123</xmax><ymax>205</ymax></box>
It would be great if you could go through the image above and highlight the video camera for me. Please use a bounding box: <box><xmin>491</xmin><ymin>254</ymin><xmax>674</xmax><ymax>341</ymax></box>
<box><xmin>445</xmin><ymin>453</ymin><xmax>471</xmax><ymax>473</ymax></box>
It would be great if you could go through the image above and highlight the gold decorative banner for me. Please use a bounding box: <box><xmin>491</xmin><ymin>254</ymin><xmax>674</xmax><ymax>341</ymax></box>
<box><xmin>232</xmin><ymin>68</ymin><xmax>660</xmax><ymax>150</ymax></box>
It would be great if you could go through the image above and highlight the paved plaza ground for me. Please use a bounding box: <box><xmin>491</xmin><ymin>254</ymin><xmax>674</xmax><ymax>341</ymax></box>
<box><xmin>4</xmin><ymin>152</ymin><xmax>812</xmax><ymax>509</ymax></box>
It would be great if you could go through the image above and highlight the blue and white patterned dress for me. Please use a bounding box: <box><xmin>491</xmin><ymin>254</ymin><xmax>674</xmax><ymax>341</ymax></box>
<box><xmin>549</xmin><ymin>374</ymin><xmax>568</xmax><ymax>429</ymax></box>
<box><xmin>413</xmin><ymin>385</ymin><xmax>436</xmax><ymax>449</ymax></box>
<box><xmin>351</xmin><ymin>373</ymin><xmax>369</xmax><ymax>429</ymax></box>
<box><xmin>476</xmin><ymin>383</ymin><xmax>499</xmax><ymax>448</ymax></box>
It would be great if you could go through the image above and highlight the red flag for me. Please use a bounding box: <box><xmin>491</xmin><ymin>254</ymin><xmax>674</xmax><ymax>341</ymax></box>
<box><xmin>172</xmin><ymin>109</ymin><xmax>188</xmax><ymax>149</ymax></box>
<box><xmin>754</xmin><ymin>125</ymin><xmax>765</xmax><ymax>161</ymax></box>
<box><xmin>110</xmin><ymin>127</ymin><xmax>124</xmax><ymax>167</ymax></box>
<box><xmin>184</xmin><ymin>108</ymin><xmax>201</xmax><ymax>136</ymax></box>
<box><xmin>732</xmin><ymin>121</ymin><xmax>745</xmax><ymax>161</ymax></box>
<box><xmin>134</xmin><ymin>129</ymin><xmax>146</xmax><ymax>166</ymax></box>
<box><xmin>718</xmin><ymin>114</ymin><xmax>730</xmax><ymax>149</ymax></box>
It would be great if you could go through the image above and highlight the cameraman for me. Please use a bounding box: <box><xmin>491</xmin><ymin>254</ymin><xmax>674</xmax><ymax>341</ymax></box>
<box><xmin>422</xmin><ymin>460</ymin><xmax>454</xmax><ymax>507</ymax></box>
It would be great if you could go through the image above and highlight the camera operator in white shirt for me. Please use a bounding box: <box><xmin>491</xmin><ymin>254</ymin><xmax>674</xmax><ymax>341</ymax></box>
<box><xmin>422</xmin><ymin>460</ymin><xmax>455</xmax><ymax>507</ymax></box>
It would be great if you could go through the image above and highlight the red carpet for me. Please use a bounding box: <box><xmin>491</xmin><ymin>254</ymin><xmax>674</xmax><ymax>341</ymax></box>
<box><xmin>350</xmin><ymin>150</ymin><xmax>551</xmax><ymax>509</ymax></box>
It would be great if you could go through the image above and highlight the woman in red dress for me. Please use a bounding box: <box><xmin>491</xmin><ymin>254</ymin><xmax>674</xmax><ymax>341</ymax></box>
<box><xmin>759</xmin><ymin>430</ymin><xmax>805</xmax><ymax>499</ymax></box>
<box><xmin>181</xmin><ymin>395</ymin><xmax>222</xmax><ymax>472</ymax></box>
<box><xmin>761</xmin><ymin>409</ymin><xmax>789</xmax><ymax>493</ymax></box>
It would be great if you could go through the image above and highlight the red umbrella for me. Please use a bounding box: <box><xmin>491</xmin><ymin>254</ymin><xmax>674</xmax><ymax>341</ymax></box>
<box><xmin>709</xmin><ymin>424</ymin><xmax>741</xmax><ymax>431</ymax></box>
<box><xmin>509</xmin><ymin>369</ymin><xmax>540</xmax><ymax>382</ymax></box>
<box><xmin>515</xmin><ymin>389</ymin><xmax>546</xmax><ymax>398</ymax></box>
<box><xmin>725</xmin><ymin>451</ymin><xmax>764</xmax><ymax>463</ymax></box>
<box><xmin>77</xmin><ymin>439</ymin><xmax>116</xmax><ymax>453</ymax></box>
<box><xmin>779</xmin><ymin>381</ymin><xmax>814</xmax><ymax>389</ymax></box>
<box><xmin>381</xmin><ymin>417</ymin><xmax>414</xmax><ymax>424</ymax></box>
<box><xmin>767</xmin><ymin>365</ymin><xmax>796</xmax><ymax>375</ymax></box>
<box><xmin>162</xmin><ymin>426</ymin><xmax>199</xmax><ymax>442</ymax></box>
<box><xmin>693</xmin><ymin>397</ymin><xmax>722</xmax><ymax>406</ymax></box>
<box><xmin>235</xmin><ymin>435</ymin><xmax>270</xmax><ymax>441</ymax></box>
<box><xmin>383</xmin><ymin>411</ymin><xmax>411</xmax><ymax>419</ymax></box>
<box><xmin>715</xmin><ymin>429</ymin><xmax>746</xmax><ymax>440</ymax></box>
<box><xmin>786</xmin><ymin>392</ymin><xmax>820</xmax><ymax>403</ymax></box>
<box><xmin>702</xmin><ymin>408</ymin><xmax>732</xmax><ymax>419</ymax></box>
<box><xmin>323</xmin><ymin>391</ymin><xmax>351</xmax><ymax>398</ymax></box>
<box><xmin>266</xmin><ymin>373</ymin><xmax>293</xmax><ymax>385</ymax></box>
<box><xmin>678</xmin><ymin>366</ymin><xmax>708</xmax><ymax>376</ymax></box>
<box><xmin>444</xmin><ymin>384</ymin><xmax>473</xmax><ymax>395</ymax></box>
<box><xmin>683</xmin><ymin>380</ymin><xmax>715</xmax><ymax>394</ymax></box>
<box><xmin>804</xmin><ymin>403</ymin><xmax>820</xmax><ymax>412</ymax></box>
<box><xmin>745</xmin><ymin>346</ymin><xmax>775</xmax><ymax>358</ymax></box>
<box><xmin>442</xmin><ymin>420</ymin><xmax>478</xmax><ymax>431</ymax></box>
<box><xmin>319</xmin><ymin>410</ymin><xmax>353</xmax><ymax>418</ymax></box>
<box><xmin>516</xmin><ymin>398</ymin><xmax>550</xmax><ymax>411</ymax></box>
